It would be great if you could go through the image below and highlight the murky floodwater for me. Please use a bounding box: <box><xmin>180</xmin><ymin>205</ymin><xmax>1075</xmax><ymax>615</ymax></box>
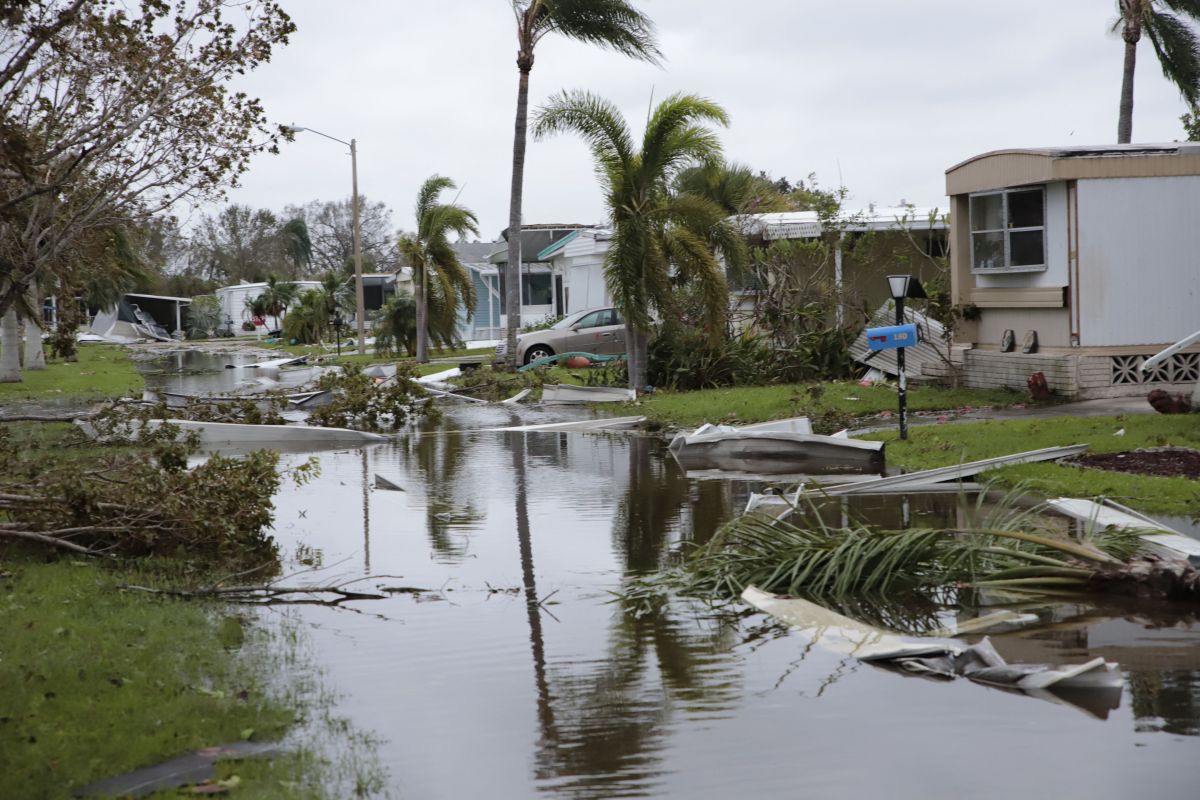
<box><xmin>145</xmin><ymin>353</ymin><xmax>1200</xmax><ymax>799</ymax></box>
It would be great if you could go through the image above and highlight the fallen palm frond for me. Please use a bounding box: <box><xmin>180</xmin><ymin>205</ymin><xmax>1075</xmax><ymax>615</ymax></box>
<box><xmin>618</xmin><ymin>494</ymin><xmax>1198</xmax><ymax>622</ymax></box>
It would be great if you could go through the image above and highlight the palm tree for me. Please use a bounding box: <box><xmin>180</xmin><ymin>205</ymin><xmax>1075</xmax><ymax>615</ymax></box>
<box><xmin>502</xmin><ymin>0</ymin><xmax>662</xmax><ymax>368</ymax></box>
<box><xmin>279</xmin><ymin>218</ymin><xmax>313</xmax><ymax>278</ymax></box>
<box><xmin>255</xmin><ymin>274</ymin><xmax>298</xmax><ymax>331</ymax></box>
<box><xmin>398</xmin><ymin>175</ymin><xmax>479</xmax><ymax>363</ymax></box>
<box><xmin>281</xmin><ymin>289</ymin><xmax>328</xmax><ymax>344</ymax></box>
<box><xmin>374</xmin><ymin>291</ymin><xmax>418</xmax><ymax>356</ymax></box>
<box><xmin>1115</xmin><ymin>0</ymin><xmax>1200</xmax><ymax>143</ymax></box>
<box><xmin>672</xmin><ymin>161</ymin><xmax>795</xmax><ymax>217</ymax></box>
<box><xmin>533</xmin><ymin>91</ymin><xmax>747</xmax><ymax>390</ymax></box>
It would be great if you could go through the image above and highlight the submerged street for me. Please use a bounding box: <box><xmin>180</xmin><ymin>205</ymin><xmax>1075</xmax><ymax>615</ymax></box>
<box><xmin>243</xmin><ymin>405</ymin><xmax>1200</xmax><ymax>799</ymax></box>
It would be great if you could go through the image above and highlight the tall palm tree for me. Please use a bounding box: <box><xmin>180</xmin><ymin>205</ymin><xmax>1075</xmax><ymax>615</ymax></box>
<box><xmin>503</xmin><ymin>0</ymin><xmax>662</xmax><ymax>368</ymax></box>
<box><xmin>279</xmin><ymin>218</ymin><xmax>313</xmax><ymax>278</ymax></box>
<box><xmin>398</xmin><ymin>175</ymin><xmax>479</xmax><ymax>363</ymax></box>
<box><xmin>1115</xmin><ymin>0</ymin><xmax>1200</xmax><ymax>142</ymax></box>
<box><xmin>533</xmin><ymin>91</ymin><xmax>747</xmax><ymax>390</ymax></box>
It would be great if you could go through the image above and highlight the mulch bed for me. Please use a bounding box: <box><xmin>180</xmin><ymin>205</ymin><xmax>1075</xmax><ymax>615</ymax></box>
<box><xmin>1071</xmin><ymin>448</ymin><xmax>1200</xmax><ymax>479</ymax></box>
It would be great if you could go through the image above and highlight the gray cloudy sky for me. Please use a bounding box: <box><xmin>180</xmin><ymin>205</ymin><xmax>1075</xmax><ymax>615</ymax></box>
<box><xmin>216</xmin><ymin>0</ymin><xmax>1193</xmax><ymax>238</ymax></box>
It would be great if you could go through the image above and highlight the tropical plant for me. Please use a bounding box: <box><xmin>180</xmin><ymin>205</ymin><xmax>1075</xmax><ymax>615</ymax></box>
<box><xmin>672</xmin><ymin>161</ymin><xmax>794</xmax><ymax>217</ymax></box>
<box><xmin>1114</xmin><ymin>0</ymin><xmax>1200</xmax><ymax>143</ymax></box>
<box><xmin>281</xmin><ymin>289</ymin><xmax>328</xmax><ymax>344</ymax></box>
<box><xmin>255</xmin><ymin>274</ymin><xmax>298</xmax><ymax>330</ymax></box>
<box><xmin>279</xmin><ymin>217</ymin><xmax>313</xmax><ymax>277</ymax></box>
<box><xmin>533</xmin><ymin>90</ymin><xmax>748</xmax><ymax>390</ymax></box>
<box><xmin>374</xmin><ymin>292</ymin><xmax>417</xmax><ymax>357</ymax></box>
<box><xmin>397</xmin><ymin>175</ymin><xmax>479</xmax><ymax>362</ymax></box>
<box><xmin>502</xmin><ymin>0</ymin><xmax>662</xmax><ymax>368</ymax></box>
<box><xmin>186</xmin><ymin>295</ymin><xmax>221</xmax><ymax>339</ymax></box>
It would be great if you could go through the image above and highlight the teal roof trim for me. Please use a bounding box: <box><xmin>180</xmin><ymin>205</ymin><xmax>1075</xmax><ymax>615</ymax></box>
<box><xmin>536</xmin><ymin>229</ymin><xmax>580</xmax><ymax>260</ymax></box>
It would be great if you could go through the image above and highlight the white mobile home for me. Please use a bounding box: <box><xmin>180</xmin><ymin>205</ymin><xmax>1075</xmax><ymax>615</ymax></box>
<box><xmin>946</xmin><ymin>143</ymin><xmax>1200</xmax><ymax>397</ymax></box>
<box><xmin>215</xmin><ymin>281</ymin><xmax>321</xmax><ymax>335</ymax></box>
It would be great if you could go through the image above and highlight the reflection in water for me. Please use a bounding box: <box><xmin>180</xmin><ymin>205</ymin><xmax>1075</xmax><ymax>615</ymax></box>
<box><xmin>261</xmin><ymin>405</ymin><xmax>1200</xmax><ymax>797</ymax></box>
<box><xmin>399</xmin><ymin>428</ymin><xmax>485</xmax><ymax>560</ymax></box>
<box><xmin>508</xmin><ymin>430</ymin><xmax>560</xmax><ymax>761</ymax></box>
<box><xmin>361</xmin><ymin>448</ymin><xmax>371</xmax><ymax>574</ymax></box>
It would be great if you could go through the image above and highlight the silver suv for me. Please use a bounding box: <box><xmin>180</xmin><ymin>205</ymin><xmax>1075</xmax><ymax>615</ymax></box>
<box><xmin>495</xmin><ymin>307</ymin><xmax>626</xmax><ymax>365</ymax></box>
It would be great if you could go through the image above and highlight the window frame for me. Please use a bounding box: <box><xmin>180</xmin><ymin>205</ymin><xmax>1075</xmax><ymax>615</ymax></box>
<box><xmin>969</xmin><ymin>186</ymin><xmax>1047</xmax><ymax>274</ymax></box>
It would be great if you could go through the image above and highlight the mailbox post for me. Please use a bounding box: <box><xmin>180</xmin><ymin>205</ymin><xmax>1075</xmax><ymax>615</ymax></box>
<box><xmin>886</xmin><ymin>275</ymin><xmax>926</xmax><ymax>441</ymax></box>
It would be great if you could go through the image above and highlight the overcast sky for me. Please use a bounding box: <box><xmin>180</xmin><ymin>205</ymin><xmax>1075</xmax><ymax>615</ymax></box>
<box><xmin>214</xmin><ymin>0</ymin><xmax>1194</xmax><ymax>239</ymax></box>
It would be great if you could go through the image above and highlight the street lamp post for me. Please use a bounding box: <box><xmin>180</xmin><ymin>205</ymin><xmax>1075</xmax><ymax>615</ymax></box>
<box><xmin>284</xmin><ymin>124</ymin><xmax>367</xmax><ymax>356</ymax></box>
<box><xmin>886</xmin><ymin>274</ymin><xmax>927</xmax><ymax>441</ymax></box>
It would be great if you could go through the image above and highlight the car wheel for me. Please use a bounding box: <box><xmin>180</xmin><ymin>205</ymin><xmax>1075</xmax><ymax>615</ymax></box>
<box><xmin>524</xmin><ymin>344</ymin><xmax>555</xmax><ymax>365</ymax></box>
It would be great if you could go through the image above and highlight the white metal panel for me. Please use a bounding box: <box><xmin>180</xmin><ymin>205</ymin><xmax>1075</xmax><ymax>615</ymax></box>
<box><xmin>1077</xmin><ymin>176</ymin><xmax>1200</xmax><ymax>346</ymax></box>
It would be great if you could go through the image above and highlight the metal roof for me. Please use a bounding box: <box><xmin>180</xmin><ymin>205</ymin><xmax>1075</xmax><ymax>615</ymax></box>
<box><xmin>125</xmin><ymin>293</ymin><xmax>193</xmax><ymax>304</ymax></box>
<box><xmin>742</xmin><ymin>207</ymin><xmax>946</xmax><ymax>240</ymax></box>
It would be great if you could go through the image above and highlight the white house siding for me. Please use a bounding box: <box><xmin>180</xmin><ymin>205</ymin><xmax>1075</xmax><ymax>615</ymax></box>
<box><xmin>565</xmin><ymin>259</ymin><xmax>609</xmax><ymax>314</ymax></box>
<box><xmin>1076</xmin><ymin>176</ymin><xmax>1200</xmax><ymax>346</ymax></box>
<box><xmin>216</xmin><ymin>282</ymin><xmax>321</xmax><ymax>335</ymax></box>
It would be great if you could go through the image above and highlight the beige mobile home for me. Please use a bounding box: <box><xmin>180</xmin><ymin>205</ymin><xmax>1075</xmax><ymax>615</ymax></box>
<box><xmin>946</xmin><ymin>143</ymin><xmax>1200</xmax><ymax>398</ymax></box>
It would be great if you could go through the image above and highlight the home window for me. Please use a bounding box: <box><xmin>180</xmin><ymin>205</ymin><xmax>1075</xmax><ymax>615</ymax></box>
<box><xmin>970</xmin><ymin>187</ymin><xmax>1045</xmax><ymax>272</ymax></box>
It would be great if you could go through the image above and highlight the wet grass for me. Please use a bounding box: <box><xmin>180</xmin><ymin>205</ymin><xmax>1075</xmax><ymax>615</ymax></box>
<box><xmin>639</xmin><ymin>382</ymin><xmax>1031</xmax><ymax>431</ymax></box>
<box><xmin>866</xmin><ymin>414</ymin><xmax>1200</xmax><ymax>516</ymax></box>
<box><xmin>0</xmin><ymin>558</ymin><xmax>295</xmax><ymax>797</ymax></box>
<box><xmin>0</xmin><ymin>345</ymin><xmax>143</xmax><ymax>404</ymax></box>
<box><xmin>0</xmin><ymin>556</ymin><xmax>387</xmax><ymax>798</ymax></box>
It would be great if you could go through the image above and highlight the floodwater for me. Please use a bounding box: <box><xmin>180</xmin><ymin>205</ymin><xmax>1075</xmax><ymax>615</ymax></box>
<box><xmin>144</xmin><ymin>353</ymin><xmax>1200</xmax><ymax>799</ymax></box>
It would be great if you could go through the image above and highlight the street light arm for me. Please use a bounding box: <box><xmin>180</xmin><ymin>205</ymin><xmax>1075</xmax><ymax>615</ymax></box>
<box><xmin>284</xmin><ymin>123</ymin><xmax>351</xmax><ymax>148</ymax></box>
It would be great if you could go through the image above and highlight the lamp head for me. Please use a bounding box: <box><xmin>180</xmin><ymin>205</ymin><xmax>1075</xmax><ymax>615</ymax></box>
<box><xmin>282</xmin><ymin>123</ymin><xmax>305</xmax><ymax>134</ymax></box>
<box><xmin>887</xmin><ymin>274</ymin><xmax>927</xmax><ymax>300</ymax></box>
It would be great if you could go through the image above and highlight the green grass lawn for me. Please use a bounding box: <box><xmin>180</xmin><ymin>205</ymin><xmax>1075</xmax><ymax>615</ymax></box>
<box><xmin>0</xmin><ymin>345</ymin><xmax>143</xmax><ymax>404</ymax></box>
<box><xmin>863</xmin><ymin>414</ymin><xmax>1200</xmax><ymax>516</ymax></box>
<box><xmin>0</xmin><ymin>559</ymin><xmax>297</xmax><ymax>797</ymax></box>
<box><xmin>639</xmin><ymin>381</ymin><xmax>1032</xmax><ymax>430</ymax></box>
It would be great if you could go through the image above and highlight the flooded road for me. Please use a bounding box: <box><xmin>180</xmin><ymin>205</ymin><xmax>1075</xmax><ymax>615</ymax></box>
<box><xmin>266</xmin><ymin>415</ymin><xmax>1200</xmax><ymax>799</ymax></box>
<box><xmin>141</xmin><ymin>353</ymin><xmax>1200</xmax><ymax>798</ymax></box>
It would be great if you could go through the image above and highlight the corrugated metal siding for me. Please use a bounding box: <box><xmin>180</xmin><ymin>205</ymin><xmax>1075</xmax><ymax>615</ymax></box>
<box><xmin>1076</xmin><ymin>176</ymin><xmax>1200</xmax><ymax>346</ymax></box>
<box><xmin>850</xmin><ymin>303</ymin><xmax>949</xmax><ymax>380</ymax></box>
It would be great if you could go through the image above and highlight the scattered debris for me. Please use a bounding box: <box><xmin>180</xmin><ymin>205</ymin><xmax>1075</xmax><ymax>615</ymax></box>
<box><xmin>73</xmin><ymin>741</ymin><xmax>282</xmax><ymax>798</ymax></box>
<box><xmin>668</xmin><ymin>420</ymin><xmax>885</xmax><ymax>476</ymax></box>
<box><xmin>483</xmin><ymin>416</ymin><xmax>646</xmax><ymax>433</ymax></box>
<box><xmin>373</xmin><ymin>474</ymin><xmax>405</xmax><ymax>491</ymax></box>
<box><xmin>224</xmin><ymin>356</ymin><xmax>307</xmax><ymax>370</ymax></box>
<box><xmin>818</xmin><ymin>444</ymin><xmax>1089</xmax><ymax>495</ymax></box>
<box><xmin>742</xmin><ymin>587</ymin><xmax>1123</xmax><ymax>719</ymax></box>
<box><xmin>1046</xmin><ymin>497</ymin><xmax>1200</xmax><ymax>563</ymax></box>
<box><xmin>540</xmin><ymin>383</ymin><xmax>635</xmax><ymax>403</ymax></box>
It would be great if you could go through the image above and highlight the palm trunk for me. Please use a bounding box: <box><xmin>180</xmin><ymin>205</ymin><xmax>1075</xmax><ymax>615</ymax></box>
<box><xmin>22</xmin><ymin>278</ymin><xmax>45</xmax><ymax>370</ymax></box>
<box><xmin>1118</xmin><ymin>15</ymin><xmax>1140</xmax><ymax>144</ymax></box>
<box><xmin>0</xmin><ymin>306</ymin><xmax>21</xmax><ymax>383</ymax></box>
<box><xmin>625</xmin><ymin>322</ymin><xmax>648</xmax><ymax>392</ymax></box>
<box><xmin>415</xmin><ymin>266</ymin><xmax>428</xmax><ymax>363</ymax></box>
<box><xmin>504</xmin><ymin>65</ymin><xmax>532</xmax><ymax>369</ymax></box>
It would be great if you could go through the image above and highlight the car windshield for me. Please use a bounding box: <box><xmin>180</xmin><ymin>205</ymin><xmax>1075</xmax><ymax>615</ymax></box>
<box><xmin>550</xmin><ymin>309</ymin><xmax>594</xmax><ymax>330</ymax></box>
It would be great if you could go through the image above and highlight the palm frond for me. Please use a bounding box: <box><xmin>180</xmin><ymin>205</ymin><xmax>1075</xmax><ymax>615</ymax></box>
<box><xmin>531</xmin><ymin>0</ymin><xmax>662</xmax><ymax>63</ymax></box>
<box><xmin>1146</xmin><ymin>8</ymin><xmax>1200</xmax><ymax>103</ymax></box>
<box><xmin>533</xmin><ymin>90</ymin><xmax>635</xmax><ymax>175</ymax></box>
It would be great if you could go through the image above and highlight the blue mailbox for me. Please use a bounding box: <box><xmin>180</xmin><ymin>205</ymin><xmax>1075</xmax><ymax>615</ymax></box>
<box><xmin>866</xmin><ymin>323</ymin><xmax>919</xmax><ymax>352</ymax></box>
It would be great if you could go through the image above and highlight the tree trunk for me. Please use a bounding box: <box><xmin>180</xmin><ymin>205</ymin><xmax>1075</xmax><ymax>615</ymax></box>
<box><xmin>23</xmin><ymin>279</ymin><xmax>45</xmax><ymax>370</ymax></box>
<box><xmin>1118</xmin><ymin>12</ymin><xmax>1141</xmax><ymax>144</ymax></box>
<box><xmin>0</xmin><ymin>306</ymin><xmax>21</xmax><ymax>383</ymax></box>
<box><xmin>625</xmin><ymin>322</ymin><xmax>648</xmax><ymax>392</ymax></box>
<box><xmin>415</xmin><ymin>265</ymin><xmax>428</xmax><ymax>363</ymax></box>
<box><xmin>504</xmin><ymin>65</ymin><xmax>532</xmax><ymax>369</ymax></box>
